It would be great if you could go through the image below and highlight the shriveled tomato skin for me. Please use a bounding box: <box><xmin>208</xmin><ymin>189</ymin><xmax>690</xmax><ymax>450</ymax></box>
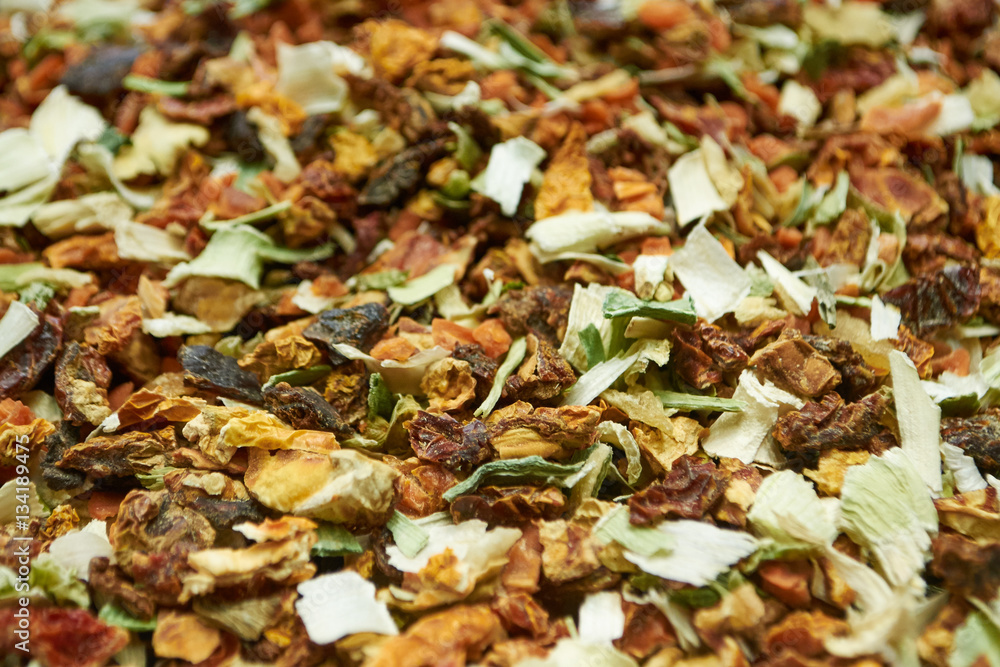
<box><xmin>0</xmin><ymin>607</ymin><xmax>129</xmax><ymax>667</ymax></box>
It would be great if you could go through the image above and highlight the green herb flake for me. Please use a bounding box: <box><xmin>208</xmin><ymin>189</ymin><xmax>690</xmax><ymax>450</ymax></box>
<box><xmin>602</xmin><ymin>292</ymin><xmax>697</xmax><ymax>325</ymax></box>
<box><xmin>312</xmin><ymin>522</ymin><xmax>363</xmax><ymax>557</ymax></box>
<box><xmin>654</xmin><ymin>390</ymin><xmax>746</xmax><ymax>413</ymax></box>
<box><xmin>578</xmin><ymin>323</ymin><xmax>605</xmax><ymax>368</ymax></box>
<box><xmin>99</xmin><ymin>604</ymin><xmax>157</xmax><ymax>632</ymax></box>
<box><xmin>474</xmin><ymin>336</ymin><xmax>528</xmax><ymax>418</ymax></box>
<box><xmin>386</xmin><ymin>511</ymin><xmax>430</xmax><ymax>558</ymax></box>
<box><xmin>122</xmin><ymin>75</ymin><xmax>191</xmax><ymax>97</ymax></box>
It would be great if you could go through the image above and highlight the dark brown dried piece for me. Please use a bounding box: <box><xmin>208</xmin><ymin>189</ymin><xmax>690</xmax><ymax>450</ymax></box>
<box><xmin>0</xmin><ymin>311</ymin><xmax>62</xmax><ymax>399</ymax></box>
<box><xmin>490</xmin><ymin>285</ymin><xmax>573</xmax><ymax>345</ymax></box>
<box><xmin>941</xmin><ymin>410</ymin><xmax>1000</xmax><ymax>475</ymax></box>
<box><xmin>60</xmin><ymin>46</ymin><xmax>140</xmax><ymax>96</ymax></box>
<box><xmin>801</xmin><ymin>335</ymin><xmax>879</xmax><ymax>401</ymax></box>
<box><xmin>57</xmin><ymin>426</ymin><xmax>176</xmax><ymax>479</ymax></box>
<box><xmin>487</xmin><ymin>402</ymin><xmax>600</xmax><ymax>460</ymax></box>
<box><xmin>407</xmin><ymin>411</ymin><xmax>494</xmax><ymax>473</ymax></box>
<box><xmin>629</xmin><ymin>456</ymin><xmax>727</xmax><ymax>526</ymax></box>
<box><xmin>224</xmin><ymin>110</ymin><xmax>266</xmax><ymax>163</ymax></box>
<box><xmin>450</xmin><ymin>486</ymin><xmax>566</xmax><ymax>526</ymax></box>
<box><xmin>979</xmin><ymin>265</ymin><xmax>1000</xmax><ymax>325</ymax></box>
<box><xmin>751</xmin><ymin>332</ymin><xmax>842</xmax><ymax>398</ymax></box>
<box><xmin>179</xmin><ymin>345</ymin><xmax>263</xmax><ymax>404</ymax></box>
<box><xmin>358</xmin><ymin>138</ymin><xmax>450</xmax><ymax>207</ymax></box>
<box><xmin>88</xmin><ymin>557</ymin><xmax>157</xmax><ymax>621</ymax></box>
<box><xmin>41</xmin><ymin>422</ymin><xmax>85</xmax><ymax>491</ymax></box>
<box><xmin>452</xmin><ymin>343</ymin><xmax>499</xmax><ymax>403</ymax></box>
<box><xmin>263</xmin><ymin>383</ymin><xmax>350</xmax><ymax>436</ymax></box>
<box><xmin>303</xmin><ymin>302</ymin><xmax>390</xmax><ymax>364</ymax></box>
<box><xmin>503</xmin><ymin>335</ymin><xmax>576</xmax><ymax>403</ymax></box>
<box><xmin>930</xmin><ymin>531</ymin><xmax>1000</xmax><ymax>598</ymax></box>
<box><xmin>882</xmin><ymin>266</ymin><xmax>981</xmax><ymax>335</ymax></box>
<box><xmin>55</xmin><ymin>342</ymin><xmax>112</xmax><ymax>425</ymax></box>
<box><xmin>773</xmin><ymin>392</ymin><xmax>890</xmax><ymax>456</ymax></box>
<box><xmin>716</xmin><ymin>0</ymin><xmax>801</xmax><ymax>26</ymax></box>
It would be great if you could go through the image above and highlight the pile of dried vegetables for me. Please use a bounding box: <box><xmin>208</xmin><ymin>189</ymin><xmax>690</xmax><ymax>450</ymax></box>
<box><xmin>3</xmin><ymin>0</ymin><xmax>1000</xmax><ymax>665</ymax></box>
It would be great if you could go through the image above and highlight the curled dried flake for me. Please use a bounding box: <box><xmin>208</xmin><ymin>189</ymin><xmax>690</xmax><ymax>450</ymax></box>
<box><xmin>322</xmin><ymin>360</ymin><xmax>369</xmax><ymax>428</ymax></box>
<box><xmin>366</xmin><ymin>604</ymin><xmax>505</xmax><ymax>667</ymax></box>
<box><xmin>692</xmin><ymin>584</ymin><xmax>766</xmax><ymax>649</ymax></box>
<box><xmin>54</xmin><ymin>342</ymin><xmax>112</xmax><ymax>425</ymax></box>
<box><xmin>815</xmin><ymin>208</ymin><xmax>871</xmax><ymax>267</ymax></box>
<box><xmin>303</xmin><ymin>302</ymin><xmax>390</xmax><ymax>364</ymax></box>
<box><xmin>773</xmin><ymin>392</ymin><xmax>891</xmax><ymax>457</ymax></box>
<box><xmin>179</xmin><ymin>344</ymin><xmax>263</xmax><ymax>404</ymax></box>
<box><xmin>882</xmin><ymin>265</ymin><xmax>981</xmax><ymax>336</ymax></box>
<box><xmin>330</xmin><ymin>130</ymin><xmax>379</xmax><ymax>183</ymax></box>
<box><xmin>535</xmin><ymin>122</ymin><xmax>594</xmax><ymax>220</ymax></box>
<box><xmin>181</xmin><ymin>518</ymin><xmax>317</xmax><ymax>601</ymax></box>
<box><xmin>750</xmin><ymin>332</ymin><xmax>842</xmax><ymax>398</ymax></box>
<box><xmin>263</xmin><ymin>382</ymin><xmax>350</xmax><ymax>435</ymax></box>
<box><xmin>934</xmin><ymin>488</ymin><xmax>1000</xmax><ymax>542</ymax></box>
<box><xmin>386</xmin><ymin>520</ymin><xmax>522</xmax><ymax>609</ymax></box>
<box><xmin>88</xmin><ymin>558</ymin><xmax>156</xmax><ymax>622</ymax></box>
<box><xmin>762</xmin><ymin>610</ymin><xmax>850</xmax><ymax>660</ymax></box>
<box><xmin>219</xmin><ymin>411</ymin><xmax>339</xmax><ymax>454</ymax></box>
<box><xmin>366</xmin><ymin>19</ymin><xmax>440</xmax><ymax>84</ymax></box>
<box><xmin>406</xmin><ymin>411</ymin><xmax>493</xmax><ymax>473</ymax></box>
<box><xmin>450</xmin><ymin>485</ymin><xmax>567</xmax><ymax>525</ymax></box>
<box><xmin>539</xmin><ymin>519</ymin><xmax>603</xmax><ymax>584</ymax></box>
<box><xmin>42</xmin><ymin>232</ymin><xmax>123</xmax><ymax>270</ymax></box>
<box><xmin>171</xmin><ymin>277</ymin><xmax>265</xmax><ymax>333</ymax></box>
<box><xmin>941</xmin><ymin>411</ymin><xmax>1000</xmax><ymax>476</ymax></box>
<box><xmin>503</xmin><ymin>334</ymin><xmax>577</xmax><ymax>403</ymax></box>
<box><xmin>486</xmin><ymin>401</ymin><xmax>601</xmax><ymax>460</ymax></box>
<box><xmin>630</xmin><ymin>419</ymin><xmax>701</xmax><ymax>475</ymax></box>
<box><xmin>711</xmin><ymin>458</ymin><xmax>763</xmax><ymax>528</ymax></box>
<box><xmin>152</xmin><ymin>610</ymin><xmax>223</xmax><ymax>663</ymax></box>
<box><xmin>237</xmin><ymin>335</ymin><xmax>323</xmax><ymax>382</ymax></box>
<box><xmin>244</xmin><ymin>448</ymin><xmax>399</xmax><ymax>528</ymax></box>
<box><xmin>628</xmin><ymin>456</ymin><xmax>726</xmax><ymax>525</ymax></box>
<box><xmin>421</xmin><ymin>358</ymin><xmax>478</xmax><ymax>412</ymax></box>
<box><xmin>57</xmin><ymin>426</ymin><xmax>176</xmax><ymax>479</ymax></box>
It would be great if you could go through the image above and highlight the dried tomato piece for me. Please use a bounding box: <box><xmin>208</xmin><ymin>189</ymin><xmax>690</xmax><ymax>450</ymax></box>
<box><xmin>452</xmin><ymin>343</ymin><xmax>499</xmax><ymax>403</ymax></box>
<box><xmin>56</xmin><ymin>426</ymin><xmax>176</xmax><ymax>480</ymax></box>
<box><xmin>407</xmin><ymin>411</ymin><xmax>494</xmax><ymax>473</ymax></box>
<box><xmin>801</xmin><ymin>335</ymin><xmax>879</xmax><ymax>401</ymax></box>
<box><xmin>628</xmin><ymin>456</ymin><xmax>726</xmax><ymax>525</ymax></box>
<box><xmin>450</xmin><ymin>486</ymin><xmax>566</xmax><ymax>525</ymax></box>
<box><xmin>60</xmin><ymin>45</ymin><xmax>140</xmax><ymax>96</ymax></box>
<box><xmin>930</xmin><ymin>531</ymin><xmax>1000</xmax><ymax>598</ymax></box>
<box><xmin>671</xmin><ymin>328</ymin><xmax>722</xmax><ymax>389</ymax></box>
<box><xmin>882</xmin><ymin>265</ymin><xmax>981</xmax><ymax>335</ymax></box>
<box><xmin>503</xmin><ymin>335</ymin><xmax>576</xmax><ymax>404</ymax></box>
<box><xmin>179</xmin><ymin>345</ymin><xmax>263</xmax><ymax>404</ymax></box>
<box><xmin>0</xmin><ymin>607</ymin><xmax>129</xmax><ymax>667</ymax></box>
<box><xmin>303</xmin><ymin>302</ymin><xmax>390</xmax><ymax>364</ymax></box>
<box><xmin>89</xmin><ymin>557</ymin><xmax>157</xmax><ymax>621</ymax></box>
<box><xmin>750</xmin><ymin>332</ymin><xmax>841</xmax><ymax>398</ymax></box>
<box><xmin>615</xmin><ymin>602</ymin><xmax>677</xmax><ymax>660</ymax></box>
<box><xmin>489</xmin><ymin>285</ymin><xmax>573</xmax><ymax>345</ymax></box>
<box><xmin>773</xmin><ymin>392</ymin><xmax>891</xmax><ymax>456</ymax></box>
<box><xmin>390</xmin><ymin>458</ymin><xmax>457</xmax><ymax>518</ymax></box>
<box><xmin>941</xmin><ymin>411</ymin><xmax>1000</xmax><ymax>476</ymax></box>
